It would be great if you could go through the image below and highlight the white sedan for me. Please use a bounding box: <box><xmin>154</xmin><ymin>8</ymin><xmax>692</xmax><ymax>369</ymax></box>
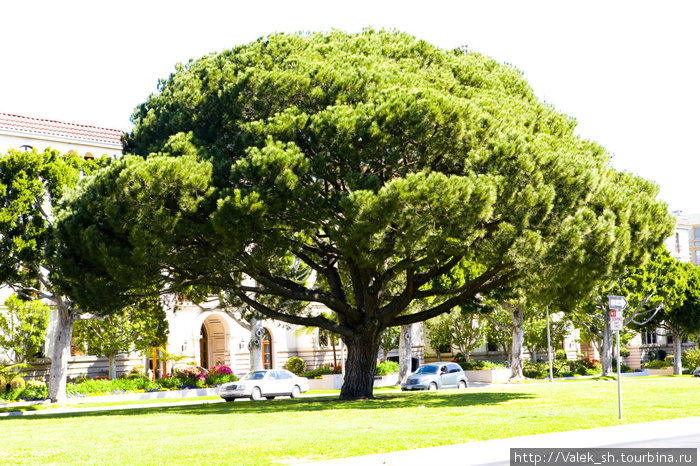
<box><xmin>219</xmin><ymin>369</ymin><xmax>310</xmax><ymax>401</ymax></box>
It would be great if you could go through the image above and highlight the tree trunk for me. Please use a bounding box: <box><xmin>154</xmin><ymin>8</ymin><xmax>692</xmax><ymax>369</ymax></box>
<box><xmin>399</xmin><ymin>324</ymin><xmax>413</xmax><ymax>383</ymax></box>
<box><xmin>436</xmin><ymin>349</ymin><xmax>442</xmax><ymax>362</ymax></box>
<box><xmin>249</xmin><ymin>319</ymin><xmax>263</xmax><ymax>371</ymax></box>
<box><xmin>601</xmin><ymin>319</ymin><xmax>614</xmax><ymax>376</ymax></box>
<box><xmin>672</xmin><ymin>328</ymin><xmax>683</xmax><ymax>375</ymax></box>
<box><xmin>339</xmin><ymin>329</ymin><xmax>380</xmax><ymax>400</ymax></box>
<box><xmin>529</xmin><ymin>346</ymin><xmax>538</xmax><ymax>363</ymax></box>
<box><xmin>508</xmin><ymin>306</ymin><xmax>525</xmax><ymax>380</ymax></box>
<box><xmin>48</xmin><ymin>306</ymin><xmax>75</xmax><ymax>403</ymax></box>
<box><xmin>108</xmin><ymin>353</ymin><xmax>117</xmax><ymax>380</ymax></box>
<box><xmin>510</xmin><ymin>325</ymin><xmax>525</xmax><ymax>379</ymax></box>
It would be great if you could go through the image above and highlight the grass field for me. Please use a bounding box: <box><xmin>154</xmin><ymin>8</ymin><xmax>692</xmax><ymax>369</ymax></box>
<box><xmin>0</xmin><ymin>377</ymin><xmax>697</xmax><ymax>465</ymax></box>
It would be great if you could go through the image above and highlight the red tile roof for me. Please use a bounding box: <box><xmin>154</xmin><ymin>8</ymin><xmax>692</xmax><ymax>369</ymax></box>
<box><xmin>0</xmin><ymin>112</ymin><xmax>124</xmax><ymax>146</ymax></box>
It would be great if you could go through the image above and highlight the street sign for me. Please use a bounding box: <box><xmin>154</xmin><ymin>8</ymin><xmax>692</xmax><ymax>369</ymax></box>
<box><xmin>610</xmin><ymin>318</ymin><xmax>624</xmax><ymax>331</ymax></box>
<box><xmin>608</xmin><ymin>295</ymin><xmax>628</xmax><ymax>311</ymax></box>
<box><xmin>609</xmin><ymin>310</ymin><xmax>623</xmax><ymax>318</ymax></box>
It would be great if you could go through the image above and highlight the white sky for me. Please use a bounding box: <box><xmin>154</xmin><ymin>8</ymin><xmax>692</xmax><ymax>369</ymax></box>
<box><xmin>2</xmin><ymin>0</ymin><xmax>698</xmax><ymax>212</ymax></box>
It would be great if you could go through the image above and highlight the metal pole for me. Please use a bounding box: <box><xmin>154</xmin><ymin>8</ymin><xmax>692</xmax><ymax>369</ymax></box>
<box><xmin>546</xmin><ymin>306</ymin><xmax>554</xmax><ymax>382</ymax></box>
<box><xmin>616</xmin><ymin>330</ymin><xmax>622</xmax><ymax>419</ymax></box>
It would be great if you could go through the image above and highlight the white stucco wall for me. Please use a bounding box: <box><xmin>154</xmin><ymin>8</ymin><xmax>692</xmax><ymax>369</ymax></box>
<box><xmin>0</xmin><ymin>132</ymin><xmax>121</xmax><ymax>159</ymax></box>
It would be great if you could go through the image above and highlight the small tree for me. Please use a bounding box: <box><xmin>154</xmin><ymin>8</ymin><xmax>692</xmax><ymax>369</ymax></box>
<box><xmin>570</xmin><ymin>249</ymin><xmax>684</xmax><ymax>375</ymax></box>
<box><xmin>523</xmin><ymin>312</ymin><xmax>570</xmax><ymax>363</ymax></box>
<box><xmin>448</xmin><ymin>310</ymin><xmax>486</xmax><ymax>362</ymax></box>
<box><xmin>0</xmin><ymin>295</ymin><xmax>49</xmax><ymax>364</ymax></box>
<box><xmin>378</xmin><ymin>327</ymin><xmax>399</xmax><ymax>362</ymax></box>
<box><xmin>649</xmin><ymin>262</ymin><xmax>700</xmax><ymax>374</ymax></box>
<box><xmin>73</xmin><ymin>297</ymin><xmax>168</xmax><ymax>379</ymax></box>
<box><xmin>425</xmin><ymin>315</ymin><xmax>453</xmax><ymax>361</ymax></box>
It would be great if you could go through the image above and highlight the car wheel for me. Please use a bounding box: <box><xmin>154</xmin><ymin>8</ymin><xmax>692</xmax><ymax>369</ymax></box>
<box><xmin>291</xmin><ymin>385</ymin><xmax>301</xmax><ymax>398</ymax></box>
<box><xmin>222</xmin><ymin>397</ymin><xmax>236</xmax><ymax>402</ymax></box>
<box><xmin>428</xmin><ymin>382</ymin><xmax>438</xmax><ymax>391</ymax></box>
<box><xmin>251</xmin><ymin>387</ymin><xmax>262</xmax><ymax>401</ymax></box>
<box><xmin>458</xmin><ymin>380</ymin><xmax>467</xmax><ymax>389</ymax></box>
<box><xmin>266</xmin><ymin>396</ymin><xmax>275</xmax><ymax>400</ymax></box>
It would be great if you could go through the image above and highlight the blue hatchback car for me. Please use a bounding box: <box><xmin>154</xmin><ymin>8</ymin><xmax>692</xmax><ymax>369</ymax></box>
<box><xmin>401</xmin><ymin>362</ymin><xmax>469</xmax><ymax>391</ymax></box>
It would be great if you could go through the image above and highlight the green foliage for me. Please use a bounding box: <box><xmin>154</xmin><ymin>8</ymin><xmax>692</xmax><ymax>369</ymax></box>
<box><xmin>619</xmin><ymin>347</ymin><xmax>630</xmax><ymax>358</ymax></box>
<box><xmin>523</xmin><ymin>358</ymin><xmax>604</xmax><ymax>379</ymax></box>
<box><xmin>0</xmin><ymin>374</ymin><xmax>6</xmax><ymax>392</ymax></box>
<box><xmin>555</xmin><ymin>349</ymin><xmax>567</xmax><ymax>360</ymax></box>
<box><xmin>378</xmin><ymin>327</ymin><xmax>400</xmax><ymax>360</ymax></box>
<box><xmin>643</xmin><ymin>359</ymin><xmax>669</xmax><ymax>369</ymax></box>
<box><xmin>0</xmin><ymin>295</ymin><xmax>49</xmax><ymax>364</ymax></box>
<box><xmin>73</xmin><ymin>296</ymin><xmax>168</xmax><ymax>362</ymax></box>
<box><xmin>683</xmin><ymin>349</ymin><xmax>700</xmax><ymax>370</ymax></box>
<box><xmin>284</xmin><ymin>356</ymin><xmax>307</xmax><ymax>375</ymax></box>
<box><xmin>302</xmin><ymin>365</ymin><xmax>340</xmax><ymax>379</ymax></box>
<box><xmin>425</xmin><ymin>315</ymin><xmax>453</xmax><ymax>354</ymax></box>
<box><xmin>458</xmin><ymin>360</ymin><xmax>506</xmax><ymax>370</ymax></box>
<box><xmin>205</xmin><ymin>373</ymin><xmax>238</xmax><ymax>386</ymax></box>
<box><xmin>375</xmin><ymin>360</ymin><xmax>399</xmax><ymax>376</ymax></box>
<box><xmin>9</xmin><ymin>376</ymin><xmax>25</xmax><ymax>390</ymax></box>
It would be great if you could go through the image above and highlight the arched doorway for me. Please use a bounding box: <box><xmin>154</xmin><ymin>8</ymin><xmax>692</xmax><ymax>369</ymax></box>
<box><xmin>197</xmin><ymin>314</ymin><xmax>231</xmax><ymax>369</ymax></box>
<box><xmin>199</xmin><ymin>324</ymin><xmax>208</xmax><ymax>368</ymax></box>
<box><xmin>262</xmin><ymin>328</ymin><xmax>272</xmax><ymax>369</ymax></box>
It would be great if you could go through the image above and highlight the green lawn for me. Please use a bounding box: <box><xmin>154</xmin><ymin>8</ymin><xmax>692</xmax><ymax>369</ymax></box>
<box><xmin>0</xmin><ymin>377</ymin><xmax>697</xmax><ymax>465</ymax></box>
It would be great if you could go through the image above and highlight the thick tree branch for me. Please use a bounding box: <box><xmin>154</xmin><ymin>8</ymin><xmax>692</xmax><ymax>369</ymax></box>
<box><xmin>389</xmin><ymin>266</ymin><xmax>517</xmax><ymax>325</ymax></box>
<box><xmin>234</xmin><ymin>290</ymin><xmax>351</xmax><ymax>338</ymax></box>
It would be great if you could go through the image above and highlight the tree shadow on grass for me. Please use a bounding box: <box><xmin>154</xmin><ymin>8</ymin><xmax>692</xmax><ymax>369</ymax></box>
<box><xmin>0</xmin><ymin>390</ymin><xmax>535</xmax><ymax>421</ymax></box>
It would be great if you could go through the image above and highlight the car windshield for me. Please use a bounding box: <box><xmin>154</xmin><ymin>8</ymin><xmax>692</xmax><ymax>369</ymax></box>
<box><xmin>415</xmin><ymin>366</ymin><xmax>438</xmax><ymax>374</ymax></box>
<box><xmin>243</xmin><ymin>371</ymin><xmax>267</xmax><ymax>380</ymax></box>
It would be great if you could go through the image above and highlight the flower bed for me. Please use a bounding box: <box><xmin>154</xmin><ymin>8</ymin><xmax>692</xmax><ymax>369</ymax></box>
<box><xmin>0</xmin><ymin>364</ymin><xmax>238</xmax><ymax>402</ymax></box>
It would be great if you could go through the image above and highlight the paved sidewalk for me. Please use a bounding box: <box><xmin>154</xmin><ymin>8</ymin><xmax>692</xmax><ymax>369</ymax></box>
<box><xmin>307</xmin><ymin>417</ymin><xmax>700</xmax><ymax>465</ymax></box>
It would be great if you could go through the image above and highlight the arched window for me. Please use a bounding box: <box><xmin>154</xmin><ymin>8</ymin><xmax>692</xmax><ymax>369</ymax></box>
<box><xmin>262</xmin><ymin>328</ymin><xmax>272</xmax><ymax>369</ymax></box>
<box><xmin>83</xmin><ymin>152</ymin><xmax>95</xmax><ymax>160</ymax></box>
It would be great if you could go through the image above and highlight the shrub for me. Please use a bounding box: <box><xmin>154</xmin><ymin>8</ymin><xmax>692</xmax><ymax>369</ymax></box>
<box><xmin>22</xmin><ymin>380</ymin><xmax>47</xmax><ymax>400</ymax></box>
<box><xmin>643</xmin><ymin>359</ymin><xmax>668</xmax><ymax>369</ymax></box>
<box><xmin>131</xmin><ymin>364</ymin><xmax>146</xmax><ymax>376</ymax></box>
<box><xmin>303</xmin><ymin>364</ymin><xmax>341</xmax><ymax>378</ymax></box>
<box><xmin>10</xmin><ymin>376</ymin><xmax>25</xmax><ymax>390</ymax></box>
<box><xmin>683</xmin><ymin>349</ymin><xmax>700</xmax><ymax>370</ymax></box>
<box><xmin>173</xmin><ymin>365</ymin><xmax>208</xmax><ymax>386</ymax></box>
<box><xmin>555</xmin><ymin>349</ymin><xmax>567</xmax><ymax>360</ymax></box>
<box><xmin>459</xmin><ymin>360</ymin><xmax>506</xmax><ymax>370</ymax></box>
<box><xmin>209</xmin><ymin>365</ymin><xmax>234</xmax><ymax>375</ymax></box>
<box><xmin>0</xmin><ymin>375</ymin><xmax>6</xmax><ymax>393</ymax></box>
<box><xmin>523</xmin><ymin>362</ymin><xmax>548</xmax><ymax>379</ymax></box>
<box><xmin>619</xmin><ymin>347</ymin><xmax>630</xmax><ymax>358</ymax></box>
<box><xmin>284</xmin><ymin>357</ymin><xmax>306</xmax><ymax>375</ymax></box>
<box><xmin>375</xmin><ymin>360</ymin><xmax>399</xmax><ymax>375</ymax></box>
<box><xmin>205</xmin><ymin>373</ymin><xmax>238</xmax><ymax>386</ymax></box>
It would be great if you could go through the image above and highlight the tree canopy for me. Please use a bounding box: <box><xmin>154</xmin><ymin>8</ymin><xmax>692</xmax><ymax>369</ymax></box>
<box><xmin>53</xmin><ymin>30</ymin><xmax>672</xmax><ymax>399</ymax></box>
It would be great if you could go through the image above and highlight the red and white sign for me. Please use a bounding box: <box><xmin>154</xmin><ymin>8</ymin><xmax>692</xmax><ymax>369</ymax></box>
<box><xmin>610</xmin><ymin>317</ymin><xmax>624</xmax><ymax>331</ymax></box>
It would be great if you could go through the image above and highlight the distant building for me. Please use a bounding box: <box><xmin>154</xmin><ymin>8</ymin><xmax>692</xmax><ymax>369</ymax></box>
<box><xmin>664</xmin><ymin>211</ymin><xmax>691</xmax><ymax>263</ymax></box>
<box><xmin>0</xmin><ymin>112</ymin><xmax>122</xmax><ymax>159</ymax></box>
<box><xmin>687</xmin><ymin>213</ymin><xmax>700</xmax><ymax>265</ymax></box>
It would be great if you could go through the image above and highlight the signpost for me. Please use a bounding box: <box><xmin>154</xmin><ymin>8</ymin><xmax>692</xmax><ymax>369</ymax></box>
<box><xmin>608</xmin><ymin>295</ymin><xmax>628</xmax><ymax>419</ymax></box>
